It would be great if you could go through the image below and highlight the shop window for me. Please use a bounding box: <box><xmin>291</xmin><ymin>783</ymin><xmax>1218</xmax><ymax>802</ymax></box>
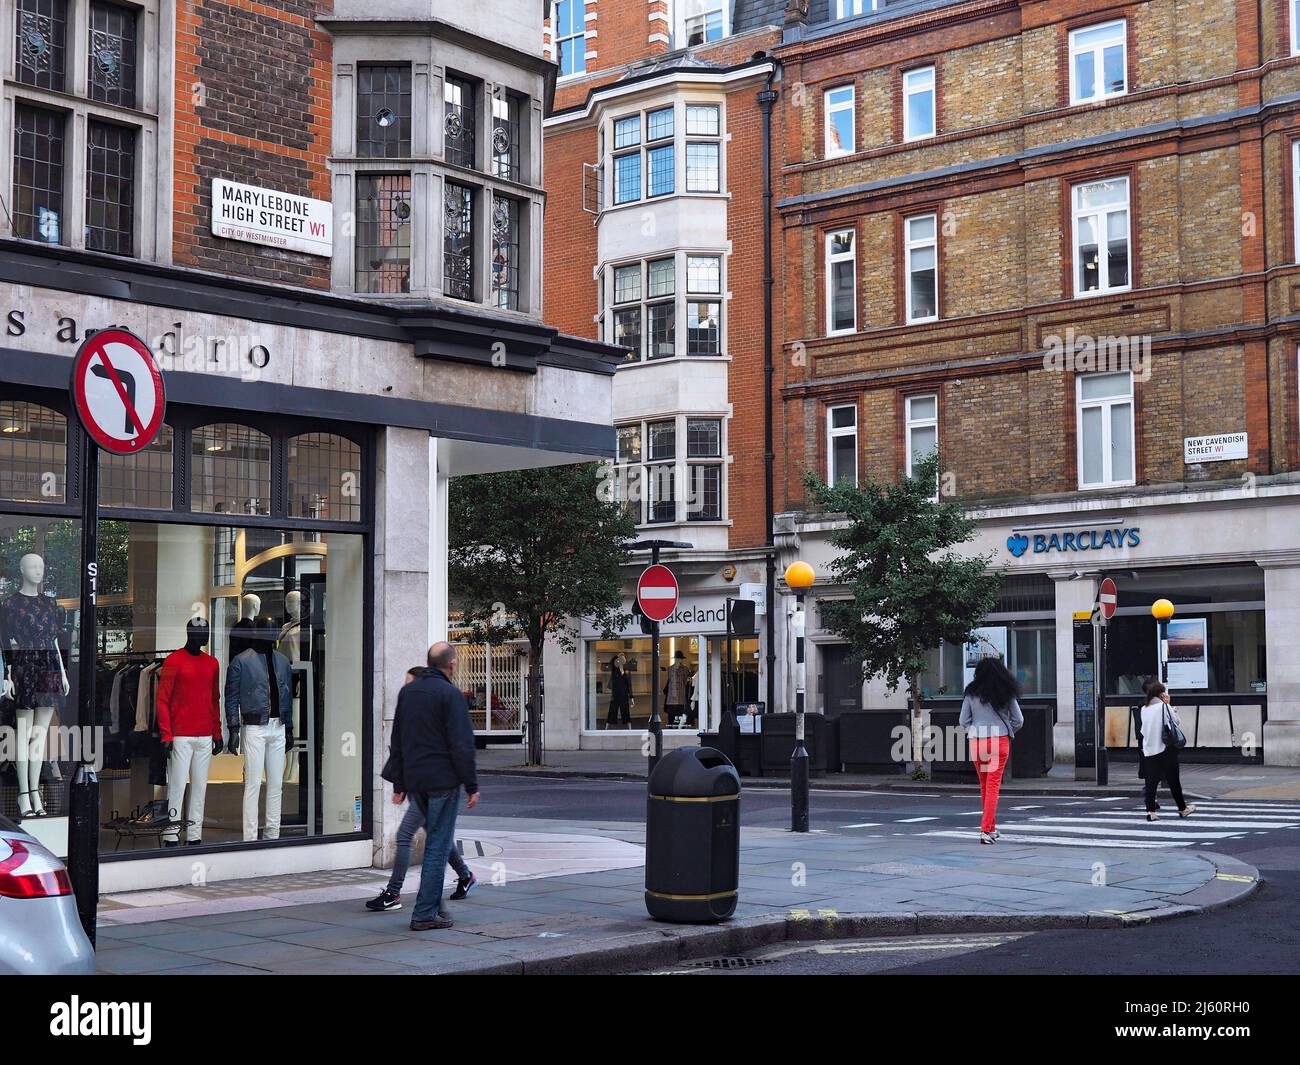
<box><xmin>355</xmin><ymin>174</ymin><xmax>412</xmax><ymax>295</ymax></box>
<box><xmin>356</xmin><ymin>64</ymin><xmax>412</xmax><ymax>159</ymax></box>
<box><xmin>443</xmin><ymin>181</ymin><xmax>476</xmax><ymax>301</ymax></box>
<box><xmin>85</xmin><ymin>120</ymin><xmax>135</xmax><ymax>256</ymax></box>
<box><xmin>444</xmin><ymin>75</ymin><xmax>477</xmax><ymax>170</ymax></box>
<box><xmin>1077</xmin><ymin>371</ymin><xmax>1134</xmax><ymax>488</ymax></box>
<box><xmin>491</xmin><ymin>195</ymin><xmax>522</xmax><ymax>311</ymax></box>
<box><xmin>286</xmin><ymin>433</ymin><xmax>362</xmax><ymax>523</ymax></box>
<box><xmin>492</xmin><ymin>91</ymin><xmax>523</xmax><ymax>183</ymax></box>
<box><xmin>1072</xmin><ymin>177</ymin><xmax>1130</xmax><ymax>295</ymax></box>
<box><xmin>15</xmin><ymin>0</ymin><xmax>68</xmax><ymax>92</ymax></box>
<box><xmin>12</xmin><ymin>104</ymin><xmax>66</xmax><ymax>245</ymax></box>
<box><xmin>1069</xmin><ymin>20</ymin><xmax>1126</xmax><ymax>106</ymax></box>
<box><xmin>824</xmin><ymin>85</ymin><xmax>854</xmax><ymax>158</ymax></box>
<box><xmin>190</xmin><ymin>423</ymin><xmax>272</xmax><ymax>516</ymax></box>
<box><xmin>87</xmin><ymin>0</ymin><xmax>138</xmax><ymax>109</ymax></box>
<box><xmin>826</xmin><ymin>404</ymin><xmax>857</xmax><ymax>486</ymax></box>
<box><xmin>101</xmin><ymin>423</ymin><xmax>172</xmax><ymax>510</ymax></box>
<box><xmin>0</xmin><ymin>401</ymin><xmax>67</xmax><ymax>503</ymax></box>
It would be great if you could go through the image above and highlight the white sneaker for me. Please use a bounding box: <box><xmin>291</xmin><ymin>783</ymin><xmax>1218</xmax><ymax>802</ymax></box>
<box><xmin>991</xmin><ymin>830</ymin><xmax>1000</xmax><ymax>841</ymax></box>
<box><xmin>980</xmin><ymin>831</ymin><xmax>996</xmax><ymax>844</ymax></box>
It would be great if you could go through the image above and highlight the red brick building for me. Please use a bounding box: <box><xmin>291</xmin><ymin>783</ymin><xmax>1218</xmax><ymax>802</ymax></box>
<box><xmin>541</xmin><ymin>2</ymin><xmax>786</xmax><ymax>748</ymax></box>
<box><xmin>774</xmin><ymin>0</ymin><xmax>1300</xmax><ymax>766</ymax></box>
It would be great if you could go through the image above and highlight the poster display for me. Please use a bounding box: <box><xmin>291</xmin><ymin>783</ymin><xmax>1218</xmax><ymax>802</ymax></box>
<box><xmin>1160</xmin><ymin>617</ymin><xmax>1209</xmax><ymax>689</ymax></box>
<box><xmin>962</xmin><ymin>626</ymin><xmax>1008</xmax><ymax>687</ymax></box>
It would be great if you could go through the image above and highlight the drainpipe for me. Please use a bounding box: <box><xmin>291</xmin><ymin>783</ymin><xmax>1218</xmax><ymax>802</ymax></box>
<box><xmin>758</xmin><ymin>66</ymin><xmax>779</xmax><ymax>714</ymax></box>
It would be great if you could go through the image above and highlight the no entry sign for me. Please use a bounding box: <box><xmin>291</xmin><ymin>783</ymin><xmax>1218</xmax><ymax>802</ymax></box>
<box><xmin>69</xmin><ymin>328</ymin><xmax>166</xmax><ymax>454</ymax></box>
<box><xmin>636</xmin><ymin>564</ymin><xmax>679</xmax><ymax>624</ymax></box>
<box><xmin>1099</xmin><ymin>576</ymin><xmax>1118</xmax><ymax>620</ymax></box>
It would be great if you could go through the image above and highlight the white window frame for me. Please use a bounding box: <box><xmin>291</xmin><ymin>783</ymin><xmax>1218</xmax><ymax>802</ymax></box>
<box><xmin>1069</xmin><ymin>19</ymin><xmax>1127</xmax><ymax>106</ymax></box>
<box><xmin>824</xmin><ymin>85</ymin><xmax>855</xmax><ymax>158</ymax></box>
<box><xmin>617</xmin><ymin>414</ymin><xmax>728</xmax><ymax>526</ymax></box>
<box><xmin>678</xmin><ymin>2</ymin><xmax>728</xmax><ymax>48</ymax></box>
<box><xmin>826</xmin><ymin>404</ymin><xmax>858</xmax><ymax>486</ymax></box>
<box><xmin>553</xmin><ymin>0</ymin><xmax>587</xmax><ymax>80</ymax></box>
<box><xmin>836</xmin><ymin>0</ymin><xmax>876</xmax><ymax>17</ymax></box>
<box><xmin>904</xmin><ymin>213</ymin><xmax>938</xmax><ymax>324</ymax></box>
<box><xmin>1072</xmin><ymin>176</ymin><xmax>1131</xmax><ymax>298</ymax></box>
<box><xmin>1293</xmin><ymin>140</ymin><xmax>1300</xmax><ymax>262</ymax></box>
<box><xmin>825</xmin><ymin>228</ymin><xmax>857</xmax><ymax>336</ymax></box>
<box><xmin>606</xmin><ymin>251</ymin><xmax>726</xmax><ymax>361</ymax></box>
<box><xmin>1294</xmin><ymin>1</ymin><xmax>1300</xmax><ymax>56</ymax></box>
<box><xmin>902</xmin><ymin>66</ymin><xmax>936</xmax><ymax>142</ymax></box>
<box><xmin>905</xmin><ymin>394</ymin><xmax>939</xmax><ymax>487</ymax></box>
<box><xmin>1076</xmin><ymin>372</ymin><xmax>1136</xmax><ymax>490</ymax></box>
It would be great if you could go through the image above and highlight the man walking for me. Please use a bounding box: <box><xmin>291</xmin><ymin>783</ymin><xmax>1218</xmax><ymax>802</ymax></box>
<box><xmin>379</xmin><ymin>642</ymin><xmax>480</xmax><ymax>931</ymax></box>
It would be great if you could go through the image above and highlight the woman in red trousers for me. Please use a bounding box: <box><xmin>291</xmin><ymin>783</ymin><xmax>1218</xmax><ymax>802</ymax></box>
<box><xmin>959</xmin><ymin>657</ymin><xmax>1024</xmax><ymax>843</ymax></box>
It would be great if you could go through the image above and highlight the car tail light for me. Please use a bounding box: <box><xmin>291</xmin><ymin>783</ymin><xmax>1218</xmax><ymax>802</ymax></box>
<box><xmin>0</xmin><ymin>838</ymin><xmax>74</xmax><ymax>899</ymax></box>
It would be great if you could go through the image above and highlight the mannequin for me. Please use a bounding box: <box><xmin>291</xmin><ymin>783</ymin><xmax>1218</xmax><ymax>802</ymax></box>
<box><xmin>228</xmin><ymin>593</ymin><xmax>262</xmax><ymax>660</ymax></box>
<box><xmin>225</xmin><ymin>620</ymin><xmax>294</xmax><ymax>841</ymax></box>
<box><xmin>2</xmin><ymin>553</ymin><xmax>70</xmax><ymax>817</ymax></box>
<box><xmin>278</xmin><ymin>590</ymin><xmax>305</xmax><ymax>665</ymax></box>
<box><xmin>157</xmin><ymin>619</ymin><xmax>224</xmax><ymax>846</ymax></box>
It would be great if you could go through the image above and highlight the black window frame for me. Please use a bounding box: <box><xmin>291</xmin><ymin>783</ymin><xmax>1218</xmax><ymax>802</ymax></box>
<box><xmin>12</xmin><ymin>102</ymin><xmax>67</xmax><ymax>245</ymax></box>
<box><xmin>84</xmin><ymin>118</ymin><xmax>136</xmax><ymax>256</ymax></box>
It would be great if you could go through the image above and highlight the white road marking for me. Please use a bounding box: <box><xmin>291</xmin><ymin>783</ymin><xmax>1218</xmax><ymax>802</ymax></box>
<box><xmin>998</xmin><ymin>821</ymin><xmax>1244</xmax><ymax>840</ymax></box>
<box><xmin>919</xmin><ymin>830</ymin><xmax>1186</xmax><ymax>848</ymax></box>
<box><xmin>841</xmin><ymin>823</ymin><xmax>882</xmax><ymax>829</ymax></box>
<box><xmin>896</xmin><ymin>816</ymin><xmax>939</xmax><ymax>823</ymax></box>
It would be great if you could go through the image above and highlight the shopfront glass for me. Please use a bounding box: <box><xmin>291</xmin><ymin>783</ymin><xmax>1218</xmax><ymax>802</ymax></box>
<box><xmin>920</xmin><ymin>623</ymin><xmax>1057</xmax><ymax>699</ymax></box>
<box><xmin>585</xmin><ymin>635</ymin><xmax>759</xmax><ymax>731</ymax></box>
<box><xmin>0</xmin><ymin>393</ymin><xmax>371</xmax><ymax>855</ymax></box>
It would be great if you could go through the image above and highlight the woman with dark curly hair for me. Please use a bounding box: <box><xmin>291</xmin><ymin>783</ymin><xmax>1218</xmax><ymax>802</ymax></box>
<box><xmin>959</xmin><ymin>657</ymin><xmax>1024</xmax><ymax>844</ymax></box>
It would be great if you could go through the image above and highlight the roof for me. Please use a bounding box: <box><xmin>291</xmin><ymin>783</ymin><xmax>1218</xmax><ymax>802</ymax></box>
<box><xmin>732</xmin><ymin>0</ymin><xmax>787</xmax><ymax>34</ymax></box>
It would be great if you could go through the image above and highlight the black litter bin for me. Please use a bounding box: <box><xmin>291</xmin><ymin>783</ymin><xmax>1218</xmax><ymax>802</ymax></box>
<box><xmin>645</xmin><ymin>747</ymin><xmax>741</xmax><ymax>923</ymax></box>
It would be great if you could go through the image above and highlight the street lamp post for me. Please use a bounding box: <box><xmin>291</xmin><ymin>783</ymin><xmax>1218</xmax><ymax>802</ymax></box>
<box><xmin>784</xmin><ymin>561</ymin><xmax>815</xmax><ymax>833</ymax></box>
<box><xmin>1152</xmin><ymin>598</ymin><xmax>1176</xmax><ymax>686</ymax></box>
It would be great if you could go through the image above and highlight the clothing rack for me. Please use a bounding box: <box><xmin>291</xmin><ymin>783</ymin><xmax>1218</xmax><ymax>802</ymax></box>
<box><xmin>98</xmin><ymin>649</ymin><xmax>182</xmax><ymax>661</ymax></box>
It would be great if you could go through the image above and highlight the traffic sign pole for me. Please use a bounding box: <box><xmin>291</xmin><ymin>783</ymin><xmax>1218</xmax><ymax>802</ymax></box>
<box><xmin>1095</xmin><ymin>574</ymin><xmax>1114</xmax><ymax>788</ymax></box>
<box><xmin>66</xmin><ymin>328</ymin><xmax>166</xmax><ymax>947</ymax></box>
<box><xmin>68</xmin><ymin>438</ymin><xmax>100</xmax><ymax>945</ymax></box>
<box><xmin>647</xmin><ymin>548</ymin><xmax>664</xmax><ymax>775</ymax></box>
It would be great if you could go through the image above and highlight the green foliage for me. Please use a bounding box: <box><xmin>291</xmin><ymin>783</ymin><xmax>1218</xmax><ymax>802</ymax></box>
<box><xmin>448</xmin><ymin>463</ymin><xmax>636</xmax><ymax>657</ymax></box>
<box><xmin>804</xmin><ymin>451</ymin><xmax>1002</xmax><ymax>699</ymax></box>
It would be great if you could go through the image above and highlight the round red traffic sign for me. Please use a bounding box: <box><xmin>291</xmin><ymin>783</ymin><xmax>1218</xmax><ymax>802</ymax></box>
<box><xmin>636</xmin><ymin>564</ymin><xmax>679</xmax><ymax>624</ymax></box>
<box><xmin>1099</xmin><ymin>577</ymin><xmax>1118</xmax><ymax>620</ymax></box>
<box><xmin>69</xmin><ymin>328</ymin><xmax>166</xmax><ymax>455</ymax></box>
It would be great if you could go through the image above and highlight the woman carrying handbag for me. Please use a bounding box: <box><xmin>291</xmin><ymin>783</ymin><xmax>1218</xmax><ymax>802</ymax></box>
<box><xmin>1139</xmin><ymin>679</ymin><xmax>1195</xmax><ymax>822</ymax></box>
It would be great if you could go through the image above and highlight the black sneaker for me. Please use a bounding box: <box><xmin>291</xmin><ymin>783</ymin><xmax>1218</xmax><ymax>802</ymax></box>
<box><xmin>410</xmin><ymin>914</ymin><xmax>453</xmax><ymax>931</ymax></box>
<box><xmin>450</xmin><ymin>872</ymin><xmax>478</xmax><ymax>901</ymax></box>
<box><xmin>366</xmin><ymin>889</ymin><xmax>402</xmax><ymax>912</ymax></box>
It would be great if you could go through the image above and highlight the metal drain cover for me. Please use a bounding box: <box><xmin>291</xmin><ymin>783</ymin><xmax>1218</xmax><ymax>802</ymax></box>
<box><xmin>687</xmin><ymin>956</ymin><xmax>777</xmax><ymax>969</ymax></box>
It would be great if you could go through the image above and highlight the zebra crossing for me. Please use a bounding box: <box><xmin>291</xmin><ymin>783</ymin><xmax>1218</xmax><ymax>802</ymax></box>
<box><xmin>916</xmin><ymin>800</ymin><xmax>1300</xmax><ymax>849</ymax></box>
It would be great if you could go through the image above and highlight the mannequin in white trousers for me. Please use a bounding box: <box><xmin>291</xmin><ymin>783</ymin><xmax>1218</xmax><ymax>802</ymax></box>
<box><xmin>240</xmin><ymin>720</ymin><xmax>286</xmax><ymax>841</ymax></box>
<box><xmin>164</xmin><ymin>737</ymin><xmax>212</xmax><ymax>844</ymax></box>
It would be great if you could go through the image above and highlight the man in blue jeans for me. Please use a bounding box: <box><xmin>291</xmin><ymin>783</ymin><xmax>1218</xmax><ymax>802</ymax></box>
<box><xmin>378</xmin><ymin>642</ymin><xmax>480</xmax><ymax>930</ymax></box>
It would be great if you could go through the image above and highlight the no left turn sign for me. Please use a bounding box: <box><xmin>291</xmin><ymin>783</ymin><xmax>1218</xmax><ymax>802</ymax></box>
<box><xmin>69</xmin><ymin>328</ymin><xmax>166</xmax><ymax>455</ymax></box>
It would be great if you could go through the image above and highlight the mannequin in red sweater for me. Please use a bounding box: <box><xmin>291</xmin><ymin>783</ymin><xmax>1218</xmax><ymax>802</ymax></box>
<box><xmin>157</xmin><ymin>619</ymin><xmax>224</xmax><ymax>846</ymax></box>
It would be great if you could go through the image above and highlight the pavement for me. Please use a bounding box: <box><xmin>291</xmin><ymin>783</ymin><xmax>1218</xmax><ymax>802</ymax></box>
<box><xmin>477</xmin><ymin>746</ymin><xmax>1300</xmax><ymax>800</ymax></box>
<box><xmin>93</xmin><ymin>811</ymin><xmax>1261</xmax><ymax>976</ymax></box>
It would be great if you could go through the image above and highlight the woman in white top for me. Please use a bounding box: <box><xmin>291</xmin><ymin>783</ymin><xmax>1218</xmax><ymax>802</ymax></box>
<box><xmin>1139</xmin><ymin>679</ymin><xmax>1194</xmax><ymax>822</ymax></box>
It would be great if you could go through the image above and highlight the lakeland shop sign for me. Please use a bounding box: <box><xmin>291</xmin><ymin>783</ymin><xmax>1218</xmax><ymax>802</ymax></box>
<box><xmin>1006</xmin><ymin>525</ymin><xmax>1141</xmax><ymax>558</ymax></box>
<box><xmin>211</xmin><ymin>179</ymin><xmax>332</xmax><ymax>257</ymax></box>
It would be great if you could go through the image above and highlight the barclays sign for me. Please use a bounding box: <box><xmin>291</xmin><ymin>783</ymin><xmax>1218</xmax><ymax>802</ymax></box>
<box><xmin>1006</xmin><ymin>526</ymin><xmax>1141</xmax><ymax>557</ymax></box>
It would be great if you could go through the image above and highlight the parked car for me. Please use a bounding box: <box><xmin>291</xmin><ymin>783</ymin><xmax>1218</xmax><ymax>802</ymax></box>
<box><xmin>0</xmin><ymin>814</ymin><xmax>95</xmax><ymax>974</ymax></box>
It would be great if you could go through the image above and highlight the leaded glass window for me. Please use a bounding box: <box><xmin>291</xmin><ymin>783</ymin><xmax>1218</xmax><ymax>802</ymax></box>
<box><xmin>85</xmin><ymin>120</ymin><xmax>135</xmax><ymax>256</ymax></box>
<box><xmin>355</xmin><ymin>174</ymin><xmax>412</xmax><ymax>294</ymax></box>
<box><xmin>443</xmin><ymin>182</ymin><xmax>475</xmax><ymax>301</ymax></box>
<box><xmin>491</xmin><ymin>196</ymin><xmax>521</xmax><ymax>311</ymax></box>
<box><xmin>287</xmin><ymin>433</ymin><xmax>362</xmax><ymax>522</ymax></box>
<box><xmin>445</xmin><ymin>76</ymin><xmax>477</xmax><ymax>170</ymax></box>
<box><xmin>88</xmin><ymin>0</ymin><xmax>138</xmax><ymax>109</ymax></box>
<box><xmin>15</xmin><ymin>0</ymin><xmax>67</xmax><ymax>92</ymax></box>
<box><xmin>12</xmin><ymin>105</ymin><xmax>65</xmax><ymax>245</ymax></box>
<box><xmin>356</xmin><ymin>64</ymin><xmax>412</xmax><ymax>158</ymax></box>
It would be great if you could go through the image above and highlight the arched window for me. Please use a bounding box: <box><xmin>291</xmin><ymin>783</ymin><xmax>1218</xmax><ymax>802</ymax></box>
<box><xmin>190</xmin><ymin>423</ymin><xmax>271</xmax><ymax>515</ymax></box>
<box><xmin>101</xmin><ymin>424</ymin><xmax>173</xmax><ymax>509</ymax></box>
<box><xmin>0</xmin><ymin>401</ymin><xmax>67</xmax><ymax>503</ymax></box>
<box><xmin>287</xmin><ymin>433</ymin><xmax>362</xmax><ymax>522</ymax></box>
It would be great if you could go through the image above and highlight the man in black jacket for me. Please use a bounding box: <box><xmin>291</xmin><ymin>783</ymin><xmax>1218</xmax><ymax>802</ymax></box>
<box><xmin>379</xmin><ymin>641</ymin><xmax>480</xmax><ymax>930</ymax></box>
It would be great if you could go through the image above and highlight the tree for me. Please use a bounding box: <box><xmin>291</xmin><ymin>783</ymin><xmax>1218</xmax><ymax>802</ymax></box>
<box><xmin>804</xmin><ymin>452</ymin><xmax>1001</xmax><ymax>775</ymax></box>
<box><xmin>448</xmin><ymin>463</ymin><xmax>636</xmax><ymax>765</ymax></box>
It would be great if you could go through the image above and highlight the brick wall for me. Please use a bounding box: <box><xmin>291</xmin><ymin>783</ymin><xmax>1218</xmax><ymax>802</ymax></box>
<box><xmin>777</xmin><ymin>0</ymin><xmax>1300</xmax><ymax>509</ymax></box>
<box><xmin>174</xmin><ymin>0</ymin><xmax>333</xmax><ymax>288</ymax></box>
